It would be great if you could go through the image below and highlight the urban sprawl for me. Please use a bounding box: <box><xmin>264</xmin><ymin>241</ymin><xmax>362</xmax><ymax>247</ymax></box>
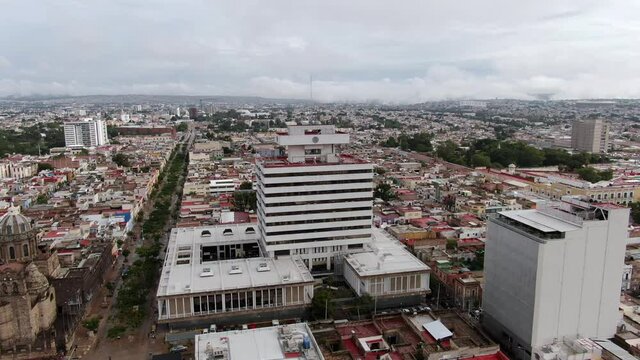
<box><xmin>1</xmin><ymin>97</ymin><xmax>640</xmax><ymax>360</ymax></box>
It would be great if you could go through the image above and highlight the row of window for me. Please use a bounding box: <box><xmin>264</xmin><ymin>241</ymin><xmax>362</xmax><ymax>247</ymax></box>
<box><xmin>275</xmin><ymin>243</ymin><xmax>363</xmax><ymax>257</ymax></box>
<box><xmin>199</xmin><ymin>227</ymin><xmax>256</xmax><ymax>237</ymax></box>
<box><xmin>0</xmin><ymin>243</ymin><xmax>29</xmax><ymax>261</ymax></box>
<box><xmin>3</xmin><ymin>223</ymin><xmax>28</xmax><ymax>235</ymax></box>
<box><xmin>266</xmin><ymin>215</ymin><xmax>372</xmax><ymax>227</ymax></box>
<box><xmin>263</xmin><ymin>188</ymin><xmax>372</xmax><ymax>198</ymax></box>
<box><xmin>160</xmin><ymin>286</ymin><xmax>307</xmax><ymax>318</ymax></box>
<box><xmin>266</xmin><ymin>225</ymin><xmax>371</xmax><ymax>237</ymax></box>
<box><xmin>262</xmin><ymin>197</ymin><xmax>373</xmax><ymax>208</ymax></box>
<box><xmin>267</xmin><ymin>234</ymin><xmax>370</xmax><ymax>247</ymax></box>
<box><xmin>365</xmin><ymin>274</ymin><xmax>423</xmax><ymax>295</ymax></box>
<box><xmin>260</xmin><ymin>169</ymin><xmax>373</xmax><ymax>178</ymax></box>
<box><xmin>263</xmin><ymin>206</ymin><xmax>372</xmax><ymax>217</ymax></box>
<box><xmin>262</xmin><ymin>178</ymin><xmax>371</xmax><ymax>188</ymax></box>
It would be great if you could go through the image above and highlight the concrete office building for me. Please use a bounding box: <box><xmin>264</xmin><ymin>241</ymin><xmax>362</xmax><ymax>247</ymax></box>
<box><xmin>156</xmin><ymin>225</ymin><xmax>314</xmax><ymax>327</ymax></box>
<box><xmin>571</xmin><ymin>118</ymin><xmax>610</xmax><ymax>153</ymax></box>
<box><xmin>343</xmin><ymin>228</ymin><xmax>430</xmax><ymax>305</ymax></box>
<box><xmin>482</xmin><ymin>198</ymin><xmax>628</xmax><ymax>359</ymax></box>
<box><xmin>63</xmin><ymin>118</ymin><xmax>109</xmax><ymax>148</ymax></box>
<box><xmin>209</xmin><ymin>179</ymin><xmax>237</xmax><ymax>194</ymax></box>
<box><xmin>256</xmin><ymin>125</ymin><xmax>373</xmax><ymax>271</ymax></box>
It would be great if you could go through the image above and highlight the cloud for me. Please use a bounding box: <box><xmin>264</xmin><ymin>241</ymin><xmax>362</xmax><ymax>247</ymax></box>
<box><xmin>0</xmin><ymin>56</ymin><xmax>10</xmax><ymax>69</ymax></box>
<box><xmin>0</xmin><ymin>0</ymin><xmax>638</xmax><ymax>102</ymax></box>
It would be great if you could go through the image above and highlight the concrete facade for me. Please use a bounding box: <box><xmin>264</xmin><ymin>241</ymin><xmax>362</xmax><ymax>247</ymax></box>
<box><xmin>256</xmin><ymin>125</ymin><xmax>373</xmax><ymax>271</ymax></box>
<box><xmin>571</xmin><ymin>118</ymin><xmax>610</xmax><ymax>153</ymax></box>
<box><xmin>483</xmin><ymin>199</ymin><xmax>628</xmax><ymax>359</ymax></box>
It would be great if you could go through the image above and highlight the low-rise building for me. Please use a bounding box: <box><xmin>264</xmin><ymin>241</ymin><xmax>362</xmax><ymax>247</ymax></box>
<box><xmin>156</xmin><ymin>225</ymin><xmax>314</xmax><ymax>327</ymax></box>
<box><xmin>343</xmin><ymin>228</ymin><xmax>430</xmax><ymax>306</ymax></box>
<box><xmin>194</xmin><ymin>323</ymin><xmax>323</xmax><ymax>360</ymax></box>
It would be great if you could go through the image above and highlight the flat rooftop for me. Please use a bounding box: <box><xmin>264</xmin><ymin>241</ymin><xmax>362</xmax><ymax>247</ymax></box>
<box><xmin>194</xmin><ymin>323</ymin><xmax>324</xmax><ymax>360</ymax></box>
<box><xmin>157</xmin><ymin>226</ymin><xmax>313</xmax><ymax>298</ymax></box>
<box><xmin>169</xmin><ymin>224</ymin><xmax>259</xmax><ymax>249</ymax></box>
<box><xmin>259</xmin><ymin>154</ymin><xmax>369</xmax><ymax>169</ymax></box>
<box><xmin>497</xmin><ymin>209</ymin><xmax>581</xmax><ymax>233</ymax></box>
<box><xmin>344</xmin><ymin>228</ymin><xmax>430</xmax><ymax>277</ymax></box>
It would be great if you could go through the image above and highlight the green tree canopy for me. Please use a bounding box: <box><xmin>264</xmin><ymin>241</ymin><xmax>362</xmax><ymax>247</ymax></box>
<box><xmin>37</xmin><ymin>163</ymin><xmax>54</xmax><ymax>172</ymax></box>
<box><xmin>311</xmin><ymin>289</ymin><xmax>335</xmax><ymax>320</ymax></box>
<box><xmin>374</xmin><ymin>183</ymin><xmax>395</xmax><ymax>202</ymax></box>
<box><xmin>112</xmin><ymin>153</ymin><xmax>131</xmax><ymax>167</ymax></box>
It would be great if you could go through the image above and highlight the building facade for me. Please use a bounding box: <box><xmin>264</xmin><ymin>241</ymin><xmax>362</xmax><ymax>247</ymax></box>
<box><xmin>482</xmin><ymin>199</ymin><xmax>628</xmax><ymax>359</ymax></box>
<box><xmin>0</xmin><ymin>162</ymin><xmax>38</xmax><ymax>180</ymax></box>
<box><xmin>156</xmin><ymin>225</ymin><xmax>314</xmax><ymax>327</ymax></box>
<box><xmin>63</xmin><ymin>118</ymin><xmax>108</xmax><ymax>148</ymax></box>
<box><xmin>0</xmin><ymin>207</ymin><xmax>57</xmax><ymax>355</ymax></box>
<box><xmin>343</xmin><ymin>228</ymin><xmax>430</xmax><ymax>303</ymax></box>
<box><xmin>256</xmin><ymin>125</ymin><xmax>373</xmax><ymax>271</ymax></box>
<box><xmin>571</xmin><ymin>118</ymin><xmax>610</xmax><ymax>153</ymax></box>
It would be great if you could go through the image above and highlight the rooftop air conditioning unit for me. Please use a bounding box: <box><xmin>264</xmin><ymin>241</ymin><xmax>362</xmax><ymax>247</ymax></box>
<box><xmin>229</xmin><ymin>265</ymin><xmax>242</xmax><ymax>275</ymax></box>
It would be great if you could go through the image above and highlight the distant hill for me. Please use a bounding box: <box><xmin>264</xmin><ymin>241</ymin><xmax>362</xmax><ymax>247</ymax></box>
<box><xmin>0</xmin><ymin>94</ymin><xmax>313</xmax><ymax>105</ymax></box>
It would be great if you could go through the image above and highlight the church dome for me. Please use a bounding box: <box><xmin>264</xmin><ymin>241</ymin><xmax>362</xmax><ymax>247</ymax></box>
<box><xmin>0</xmin><ymin>206</ymin><xmax>33</xmax><ymax>239</ymax></box>
<box><xmin>25</xmin><ymin>263</ymin><xmax>49</xmax><ymax>295</ymax></box>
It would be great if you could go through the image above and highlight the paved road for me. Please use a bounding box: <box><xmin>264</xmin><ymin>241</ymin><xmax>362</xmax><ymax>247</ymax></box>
<box><xmin>82</xmin><ymin>131</ymin><xmax>194</xmax><ymax>360</ymax></box>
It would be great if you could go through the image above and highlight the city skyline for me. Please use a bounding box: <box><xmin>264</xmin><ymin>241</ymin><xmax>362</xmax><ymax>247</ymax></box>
<box><xmin>1</xmin><ymin>0</ymin><xmax>639</xmax><ymax>102</ymax></box>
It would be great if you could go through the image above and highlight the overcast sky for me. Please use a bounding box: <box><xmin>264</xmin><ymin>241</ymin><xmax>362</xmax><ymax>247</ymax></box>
<box><xmin>0</xmin><ymin>0</ymin><xmax>638</xmax><ymax>103</ymax></box>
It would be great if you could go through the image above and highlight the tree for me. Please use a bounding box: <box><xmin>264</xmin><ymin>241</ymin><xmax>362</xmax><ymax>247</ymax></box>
<box><xmin>470</xmin><ymin>153</ymin><xmax>491</xmax><ymax>167</ymax></box>
<box><xmin>354</xmin><ymin>294</ymin><xmax>374</xmax><ymax>319</ymax></box>
<box><xmin>37</xmin><ymin>163</ymin><xmax>54</xmax><ymax>172</ymax></box>
<box><xmin>83</xmin><ymin>316</ymin><xmax>101</xmax><ymax>332</ymax></box>
<box><xmin>467</xmin><ymin>250</ymin><xmax>485</xmax><ymax>271</ymax></box>
<box><xmin>374</xmin><ymin>183</ymin><xmax>395</xmax><ymax>202</ymax></box>
<box><xmin>577</xmin><ymin>167</ymin><xmax>613</xmax><ymax>183</ymax></box>
<box><xmin>112</xmin><ymin>153</ymin><xmax>131</xmax><ymax>167</ymax></box>
<box><xmin>239</xmin><ymin>181</ymin><xmax>253</xmax><ymax>190</ymax></box>
<box><xmin>232</xmin><ymin>190</ymin><xmax>257</xmax><ymax>212</ymax></box>
<box><xmin>311</xmin><ymin>289</ymin><xmax>335</xmax><ymax>320</ymax></box>
<box><xmin>175</xmin><ymin>122</ymin><xmax>188</xmax><ymax>132</ymax></box>
<box><xmin>381</xmin><ymin>136</ymin><xmax>398</xmax><ymax>148</ymax></box>
<box><xmin>436</xmin><ymin>140</ymin><xmax>464</xmax><ymax>164</ymax></box>
<box><xmin>35</xmin><ymin>194</ymin><xmax>49</xmax><ymax>204</ymax></box>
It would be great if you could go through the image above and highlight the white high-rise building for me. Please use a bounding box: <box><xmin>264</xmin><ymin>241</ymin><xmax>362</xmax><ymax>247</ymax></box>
<box><xmin>256</xmin><ymin>125</ymin><xmax>373</xmax><ymax>271</ymax></box>
<box><xmin>63</xmin><ymin>118</ymin><xmax>109</xmax><ymax>148</ymax></box>
<box><xmin>482</xmin><ymin>198</ymin><xmax>628</xmax><ymax>359</ymax></box>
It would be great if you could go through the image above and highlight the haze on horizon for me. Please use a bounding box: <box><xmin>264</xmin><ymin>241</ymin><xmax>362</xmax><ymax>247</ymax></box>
<box><xmin>0</xmin><ymin>0</ymin><xmax>639</xmax><ymax>103</ymax></box>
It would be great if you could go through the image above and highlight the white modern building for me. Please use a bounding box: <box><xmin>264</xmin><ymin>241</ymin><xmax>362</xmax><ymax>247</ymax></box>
<box><xmin>343</xmin><ymin>228</ymin><xmax>430</xmax><ymax>299</ymax></box>
<box><xmin>483</xmin><ymin>198</ymin><xmax>629</xmax><ymax>359</ymax></box>
<box><xmin>194</xmin><ymin>323</ymin><xmax>324</xmax><ymax>360</ymax></box>
<box><xmin>63</xmin><ymin>118</ymin><xmax>108</xmax><ymax>148</ymax></box>
<box><xmin>571</xmin><ymin>118</ymin><xmax>610</xmax><ymax>153</ymax></box>
<box><xmin>209</xmin><ymin>178</ymin><xmax>237</xmax><ymax>194</ymax></box>
<box><xmin>256</xmin><ymin>125</ymin><xmax>374</xmax><ymax>271</ymax></box>
<box><xmin>156</xmin><ymin>225</ymin><xmax>314</xmax><ymax>325</ymax></box>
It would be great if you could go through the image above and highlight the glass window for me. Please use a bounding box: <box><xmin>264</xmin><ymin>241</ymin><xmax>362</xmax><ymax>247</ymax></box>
<box><xmin>194</xmin><ymin>296</ymin><xmax>201</xmax><ymax>313</ymax></box>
